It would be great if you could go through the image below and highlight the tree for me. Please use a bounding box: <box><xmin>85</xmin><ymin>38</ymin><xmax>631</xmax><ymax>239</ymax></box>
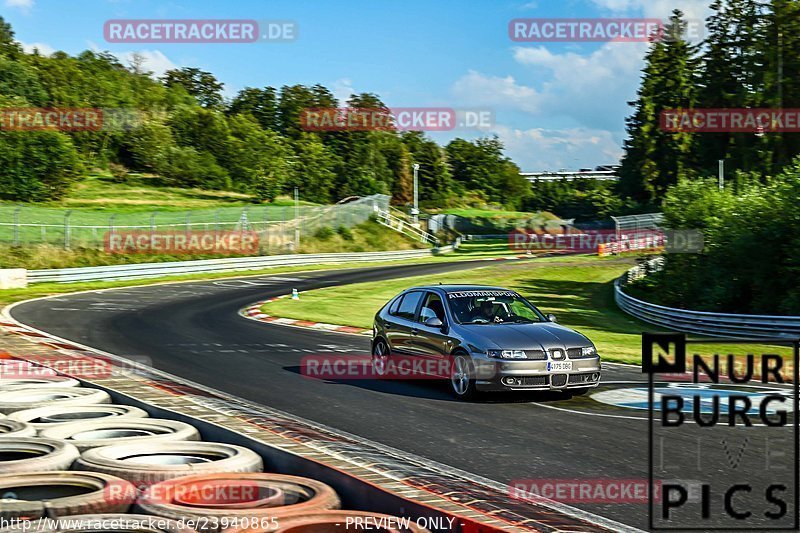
<box><xmin>445</xmin><ymin>136</ymin><xmax>528</xmax><ymax>208</ymax></box>
<box><xmin>228</xmin><ymin>87</ymin><xmax>278</xmax><ymax>131</ymax></box>
<box><xmin>287</xmin><ymin>133</ymin><xmax>339</xmax><ymax>203</ymax></box>
<box><xmin>0</xmin><ymin>130</ymin><xmax>83</xmax><ymax>201</ymax></box>
<box><xmin>162</xmin><ymin>67</ymin><xmax>224</xmax><ymax>109</ymax></box>
<box><xmin>694</xmin><ymin>0</ymin><xmax>771</xmax><ymax>179</ymax></box>
<box><xmin>278</xmin><ymin>84</ymin><xmax>319</xmax><ymax>138</ymax></box>
<box><xmin>402</xmin><ymin>132</ymin><xmax>453</xmax><ymax>205</ymax></box>
<box><xmin>618</xmin><ymin>10</ymin><xmax>698</xmax><ymax>204</ymax></box>
<box><xmin>225</xmin><ymin>113</ymin><xmax>291</xmax><ymax>194</ymax></box>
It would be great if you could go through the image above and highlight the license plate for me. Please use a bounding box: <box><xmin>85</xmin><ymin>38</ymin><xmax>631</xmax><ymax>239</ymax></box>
<box><xmin>548</xmin><ymin>361</ymin><xmax>573</xmax><ymax>372</ymax></box>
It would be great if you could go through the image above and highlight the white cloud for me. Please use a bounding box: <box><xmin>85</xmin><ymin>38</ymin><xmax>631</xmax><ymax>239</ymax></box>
<box><xmin>86</xmin><ymin>41</ymin><xmax>177</xmax><ymax>78</ymax></box>
<box><xmin>331</xmin><ymin>78</ymin><xmax>355</xmax><ymax>106</ymax></box>
<box><xmin>590</xmin><ymin>0</ymin><xmax>711</xmax><ymax>38</ymax></box>
<box><xmin>19</xmin><ymin>41</ymin><xmax>55</xmax><ymax>56</ymax></box>
<box><xmin>452</xmin><ymin>70</ymin><xmax>542</xmax><ymax>113</ymax></box>
<box><xmin>493</xmin><ymin>124</ymin><xmax>623</xmax><ymax>170</ymax></box>
<box><xmin>116</xmin><ymin>50</ymin><xmax>177</xmax><ymax>78</ymax></box>
<box><xmin>453</xmin><ymin>41</ymin><xmax>645</xmax><ymax>132</ymax></box>
<box><xmin>4</xmin><ymin>0</ymin><xmax>33</xmax><ymax>12</ymax></box>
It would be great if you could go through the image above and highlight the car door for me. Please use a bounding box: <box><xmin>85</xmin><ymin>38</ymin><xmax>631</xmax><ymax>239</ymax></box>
<box><xmin>411</xmin><ymin>291</ymin><xmax>452</xmax><ymax>376</ymax></box>
<box><xmin>384</xmin><ymin>291</ymin><xmax>424</xmax><ymax>356</ymax></box>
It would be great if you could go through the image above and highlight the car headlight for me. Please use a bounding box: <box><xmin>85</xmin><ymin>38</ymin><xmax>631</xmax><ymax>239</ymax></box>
<box><xmin>581</xmin><ymin>346</ymin><xmax>597</xmax><ymax>357</ymax></box>
<box><xmin>487</xmin><ymin>349</ymin><xmax>527</xmax><ymax>360</ymax></box>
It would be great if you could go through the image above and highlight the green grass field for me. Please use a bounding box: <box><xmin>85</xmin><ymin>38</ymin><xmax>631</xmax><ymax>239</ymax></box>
<box><xmin>265</xmin><ymin>255</ymin><xmax>791</xmax><ymax>365</ymax></box>
<box><xmin>0</xmin><ymin>174</ymin><xmax>323</xmax><ymax>247</ymax></box>
<box><xmin>266</xmin><ymin>256</ymin><xmax>650</xmax><ymax>362</ymax></box>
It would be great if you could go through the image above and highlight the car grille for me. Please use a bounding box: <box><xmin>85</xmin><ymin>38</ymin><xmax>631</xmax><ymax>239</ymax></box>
<box><xmin>568</xmin><ymin>372</ymin><xmax>599</xmax><ymax>384</ymax></box>
<box><xmin>551</xmin><ymin>374</ymin><xmax>568</xmax><ymax>387</ymax></box>
<box><xmin>520</xmin><ymin>376</ymin><xmax>548</xmax><ymax>386</ymax></box>
<box><xmin>524</xmin><ymin>350</ymin><xmax>546</xmax><ymax>360</ymax></box>
<box><xmin>566</xmin><ymin>348</ymin><xmax>583</xmax><ymax>358</ymax></box>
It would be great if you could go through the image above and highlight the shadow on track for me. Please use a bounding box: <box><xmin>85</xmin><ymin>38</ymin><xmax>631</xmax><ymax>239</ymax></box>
<box><xmin>284</xmin><ymin>365</ymin><xmax>574</xmax><ymax>404</ymax></box>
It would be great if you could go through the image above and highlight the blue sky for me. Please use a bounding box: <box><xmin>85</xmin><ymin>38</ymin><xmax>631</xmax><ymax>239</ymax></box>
<box><xmin>2</xmin><ymin>0</ymin><xmax>710</xmax><ymax>170</ymax></box>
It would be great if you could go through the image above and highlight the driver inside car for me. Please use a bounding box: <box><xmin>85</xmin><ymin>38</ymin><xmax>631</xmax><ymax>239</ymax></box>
<box><xmin>470</xmin><ymin>299</ymin><xmax>506</xmax><ymax>323</ymax></box>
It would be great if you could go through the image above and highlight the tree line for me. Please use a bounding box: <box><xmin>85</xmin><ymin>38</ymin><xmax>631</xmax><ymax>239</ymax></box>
<box><xmin>620</xmin><ymin>0</ymin><xmax>800</xmax><ymax>314</ymax></box>
<box><xmin>619</xmin><ymin>0</ymin><xmax>800</xmax><ymax>204</ymax></box>
<box><xmin>0</xmin><ymin>17</ymin><xmax>530</xmax><ymax>207</ymax></box>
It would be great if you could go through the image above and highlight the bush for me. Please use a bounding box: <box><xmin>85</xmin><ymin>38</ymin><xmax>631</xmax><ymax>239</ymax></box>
<box><xmin>631</xmin><ymin>159</ymin><xmax>800</xmax><ymax>314</ymax></box>
<box><xmin>314</xmin><ymin>226</ymin><xmax>335</xmax><ymax>240</ymax></box>
<box><xmin>108</xmin><ymin>163</ymin><xmax>128</xmax><ymax>183</ymax></box>
<box><xmin>0</xmin><ymin>130</ymin><xmax>83</xmax><ymax>201</ymax></box>
<box><xmin>336</xmin><ymin>225</ymin><xmax>354</xmax><ymax>241</ymax></box>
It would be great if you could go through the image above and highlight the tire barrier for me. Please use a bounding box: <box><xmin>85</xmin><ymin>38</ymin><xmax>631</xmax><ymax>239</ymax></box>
<box><xmin>0</xmin><ymin>471</ymin><xmax>136</xmax><ymax>520</ymax></box>
<box><xmin>135</xmin><ymin>473</ymin><xmax>340</xmax><ymax>532</ymax></box>
<box><xmin>0</xmin><ymin>514</ymin><xmax>197</xmax><ymax>532</ymax></box>
<box><xmin>0</xmin><ymin>437</ymin><xmax>79</xmax><ymax>473</ymax></box>
<box><xmin>228</xmin><ymin>511</ymin><xmax>432</xmax><ymax>533</ymax></box>
<box><xmin>75</xmin><ymin>442</ymin><xmax>264</xmax><ymax>484</ymax></box>
<box><xmin>8</xmin><ymin>404</ymin><xmax>149</xmax><ymax>431</ymax></box>
<box><xmin>0</xmin><ymin>376</ymin><xmax>81</xmax><ymax>389</ymax></box>
<box><xmin>0</xmin><ymin>420</ymin><xmax>35</xmax><ymax>438</ymax></box>
<box><xmin>0</xmin><ymin>387</ymin><xmax>111</xmax><ymax>415</ymax></box>
<box><xmin>39</xmin><ymin>419</ymin><xmax>201</xmax><ymax>452</ymax></box>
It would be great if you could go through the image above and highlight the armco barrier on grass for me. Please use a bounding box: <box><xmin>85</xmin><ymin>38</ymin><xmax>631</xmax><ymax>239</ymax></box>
<box><xmin>12</xmin><ymin>245</ymin><xmax>456</xmax><ymax>285</ymax></box>
<box><xmin>616</xmin><ymin>258</ymin><xmax>800</xmax><ymax>338</ymax></box>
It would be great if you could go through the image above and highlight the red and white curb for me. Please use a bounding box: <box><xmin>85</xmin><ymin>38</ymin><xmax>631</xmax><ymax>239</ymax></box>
<box><xmin>240</xmin><ymin>294</ymin><xmax>371</xmax><ymax>336</ymax></box>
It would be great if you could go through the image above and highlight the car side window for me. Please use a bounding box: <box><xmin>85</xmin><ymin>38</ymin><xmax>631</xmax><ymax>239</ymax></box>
<box><xmin>419</xmin><ymin>292</ymin><xmax>445</xmax><ymax>323</ymax></box>
<box><xmin>387</xmin><ymin>295</ymin><xmax>403</xmax><ymax>316</ymax></box>
<box><xmin>395</xmin><ymin>291</ymin><xmax>423</xmax><ymax>321</ymax></box>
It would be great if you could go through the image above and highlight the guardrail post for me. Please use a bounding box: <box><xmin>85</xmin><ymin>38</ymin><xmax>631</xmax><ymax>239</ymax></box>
<box><xmin>64</xmin><ymin>210</ymin><xmax>72</xmax><ymax>250</ymax></box>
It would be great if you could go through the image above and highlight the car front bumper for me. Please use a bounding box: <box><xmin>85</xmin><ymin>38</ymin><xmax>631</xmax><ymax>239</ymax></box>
<box><xmin>471</xmin><ymin>355</ymin><xmax>602</xmax><ymax>392</ymax></box>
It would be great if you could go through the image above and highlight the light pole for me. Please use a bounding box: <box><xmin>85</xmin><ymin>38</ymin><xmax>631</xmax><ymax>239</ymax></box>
<box><xmin>412</xmin><ymin>163</ymin><xmax>420</xmax><ymax>225</ymax></box>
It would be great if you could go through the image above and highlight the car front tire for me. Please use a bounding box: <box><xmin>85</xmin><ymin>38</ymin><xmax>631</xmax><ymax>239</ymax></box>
<box><xmin>449</xmin><ymin>353</ymin><xmax>478</xmax><ymax>401</ymax></box>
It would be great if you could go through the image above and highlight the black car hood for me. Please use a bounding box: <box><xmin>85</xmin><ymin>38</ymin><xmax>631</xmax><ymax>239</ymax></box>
<box><xmin>459</xmin><ymin>322</ymin><xmax>591</xmax><ymax>351</ymax></box>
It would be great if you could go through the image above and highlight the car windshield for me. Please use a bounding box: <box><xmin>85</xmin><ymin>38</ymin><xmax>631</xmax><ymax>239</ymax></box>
<box><xmin>446</xmin><ymin>290</ymin><xmax>546</xmax><ymax>325</ymax></box>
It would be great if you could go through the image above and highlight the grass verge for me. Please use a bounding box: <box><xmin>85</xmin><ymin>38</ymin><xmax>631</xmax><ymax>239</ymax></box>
<box><xmin>264</xmin><ymin>255</ymin><xmax>788</xmax><ymax>365</ymax></box>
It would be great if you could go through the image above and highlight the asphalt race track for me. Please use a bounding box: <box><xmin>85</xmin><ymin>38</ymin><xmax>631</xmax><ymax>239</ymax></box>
<box><xmin>10</xmin><ymin>260</ymin><xmax>797</xmax><ymax>530</ymax></box>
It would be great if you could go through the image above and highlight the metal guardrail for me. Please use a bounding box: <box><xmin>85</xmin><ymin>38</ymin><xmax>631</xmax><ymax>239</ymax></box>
<box><xmin>27</xmin><ymin>245</ymin><xmax>456</xmax><ymax>284</ymax></box>
<box><xmin>615</xmin><ymin>258</ymin><xmax>800</xmax><ymax>339</ymax></box>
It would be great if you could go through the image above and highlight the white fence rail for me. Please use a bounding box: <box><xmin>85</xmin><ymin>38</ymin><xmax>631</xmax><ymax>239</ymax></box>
<box><xmin>27</xmin><ymin>245</ymin><xmax>456</xmax><ymax>284</ymax></box>
<box><xmin>615</xmin><ymin>258</ymin><xmax>800</xmax><ymax>339</ymax></box>
<box><xmin>374</xmin><ymin>207</ymin><xmax>438</xmax><ymax>244</ymax></box>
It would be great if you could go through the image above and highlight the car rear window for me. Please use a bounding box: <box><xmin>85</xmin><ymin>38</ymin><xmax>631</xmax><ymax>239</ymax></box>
<box><xmin>393</xmin><ymin>291</ymin><xmax>423</xmax><ymax>320</ymax></box>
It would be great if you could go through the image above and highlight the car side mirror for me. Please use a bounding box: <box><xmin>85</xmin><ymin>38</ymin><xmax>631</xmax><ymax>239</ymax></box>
<box><xmin>546</xmin><ymin>313</ymin><xmax>557</xmax><ymax>323</ymax></box>
<box><xmin>424</xmin><ymin>317</ymin><xmax>443</xmax><ymax>328</ymax></box>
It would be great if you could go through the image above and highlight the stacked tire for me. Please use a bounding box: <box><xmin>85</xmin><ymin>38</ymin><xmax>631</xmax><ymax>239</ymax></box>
<box><xmin>0</xmin><ymin>359</ymin><xmax>432</xmax><ymax>532</ymax></box>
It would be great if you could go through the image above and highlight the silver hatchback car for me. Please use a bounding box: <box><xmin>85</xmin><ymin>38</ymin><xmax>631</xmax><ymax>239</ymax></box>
<box><xmin>372</xmin><ymin>285</ymin><xmax>601</xmax><ymax>400</ymax></box>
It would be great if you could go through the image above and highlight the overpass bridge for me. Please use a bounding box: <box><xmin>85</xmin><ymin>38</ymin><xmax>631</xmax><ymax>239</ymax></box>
<box><xmin>521</xmin><ymin>169</ymin><xmax>619</xmax><ymax>182</ymax></box>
